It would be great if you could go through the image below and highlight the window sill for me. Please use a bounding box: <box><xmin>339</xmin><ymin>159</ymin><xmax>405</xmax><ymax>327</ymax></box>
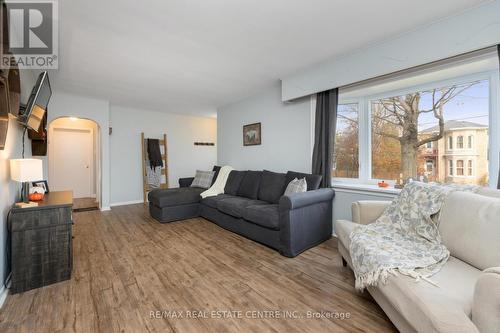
<box><xmin>332</xmin><ymin>182</ymin><xmax>401</xmax><ymax>195</ymax></box>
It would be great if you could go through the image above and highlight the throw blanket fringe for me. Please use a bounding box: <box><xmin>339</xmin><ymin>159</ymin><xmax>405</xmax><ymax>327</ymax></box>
<box><xmin>356</xmin><ymin>267</ymin><xmax>398</xmax><ymax>289</ymax></box>
<box><xmin>201</xmin><ymin>166</ymin><xmax>234</xmax><ymax>198</ymax></box>
<box><xmin>350</xmin><ymin>181</ymin><xmax>479</xmax><ymax>291</ymax></box>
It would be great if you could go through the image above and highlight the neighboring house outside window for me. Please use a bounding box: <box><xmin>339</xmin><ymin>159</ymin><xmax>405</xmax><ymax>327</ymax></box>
<box><xmin>420</xmin><ymin>120</ymin><xmax>489</xmax><ymax>185</ymax></box>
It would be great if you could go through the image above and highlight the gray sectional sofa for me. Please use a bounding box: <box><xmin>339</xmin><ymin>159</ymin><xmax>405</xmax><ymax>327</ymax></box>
<box><xmin>148</xmin><ymin>169</ymin><xmax>335</xmax><ymax>257</ymax></box>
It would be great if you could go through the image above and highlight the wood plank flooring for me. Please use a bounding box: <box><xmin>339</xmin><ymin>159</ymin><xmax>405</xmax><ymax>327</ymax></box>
<box><xmin>0</xmin><ymin>204</ymin><xmax>396</xmax><ymax>333</ymax></box>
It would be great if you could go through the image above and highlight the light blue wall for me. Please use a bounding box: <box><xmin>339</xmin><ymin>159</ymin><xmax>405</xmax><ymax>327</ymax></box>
<box><xmin>218</xmin><ymin>82</ymin><xmax>312</xmax><ymax>173</ymax></box>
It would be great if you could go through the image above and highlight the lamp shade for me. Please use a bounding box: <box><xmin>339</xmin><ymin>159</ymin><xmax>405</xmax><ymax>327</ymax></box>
<box><xmin>10</xmin><ymin>158</ymin><xmax>43</xmax><ymax>182</ymax></box>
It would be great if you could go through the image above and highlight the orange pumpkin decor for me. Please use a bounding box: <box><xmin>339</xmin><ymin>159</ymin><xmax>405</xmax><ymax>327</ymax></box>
<box><xmin>29</xmin><ymin>186</ymin><xmax>46</xmax><ymax>201</ymax></box>
<box><xmin>377</xmin><ymin>181</ymin><xmax>390</xmax><ymax>188</ymax></box>
<box><xmin>29</xmin><ymin>192</ymin><xmax>44</xmax><ymax>201</ymax></box>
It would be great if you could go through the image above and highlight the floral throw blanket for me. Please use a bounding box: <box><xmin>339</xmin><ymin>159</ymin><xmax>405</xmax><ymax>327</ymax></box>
<box><xmin>349</xmin><ymin>181</ymin><xmax>479</xmax><ymax>290</ymax></box>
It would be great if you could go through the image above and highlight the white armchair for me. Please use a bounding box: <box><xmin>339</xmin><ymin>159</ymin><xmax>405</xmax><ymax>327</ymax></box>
<box><xmin>472</xmin><ymin>267</ymin><xmax>500</xmax><ymax>333</ymax></box>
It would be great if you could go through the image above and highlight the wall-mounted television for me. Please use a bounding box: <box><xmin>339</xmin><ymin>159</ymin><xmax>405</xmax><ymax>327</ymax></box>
<box><xmin>18</xmin><ymin>71</ymin><xmax>51</xmax><ymax>132</ymax></box>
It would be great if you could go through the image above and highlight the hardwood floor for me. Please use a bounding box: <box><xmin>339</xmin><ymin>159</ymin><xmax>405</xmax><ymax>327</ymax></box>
<box><xmin>0</xmin><ymin>204</ymin><xmax>396</xmax><ymax>333</ymax></box>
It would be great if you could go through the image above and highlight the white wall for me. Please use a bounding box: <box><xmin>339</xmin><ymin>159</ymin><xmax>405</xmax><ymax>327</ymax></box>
<box><xmin>217</xmin><ymin>82</ymin><xmax>312</xmax><ymax>173</ymax></box>
<box><xmin>282</xmin><ymin>0</ymin><xmax>500</xmax><ymax>101</ymax></box>
<box><xmin>109</xmin><ymin>106</ymin><xmax>217</xmax><ymax>205</ymax></box>
<box><xmin>44</xmin><ymin>92</ymin><xmax>111</xmax><ymax>209</ymax></box>
<box><xmin>0</xmin><ymin>69</ymin><xmax>37</xmax><ymax>302</ymax></box>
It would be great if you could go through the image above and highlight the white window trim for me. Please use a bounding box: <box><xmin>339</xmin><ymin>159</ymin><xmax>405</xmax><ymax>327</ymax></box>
<box><xmin>332</xmin><ymin>69</ymin><xmax>499</xmax><ymax>188</ymax></box>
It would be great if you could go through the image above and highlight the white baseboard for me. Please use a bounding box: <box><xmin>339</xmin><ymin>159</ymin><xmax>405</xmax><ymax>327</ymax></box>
<box><xmin>0</xmin><ymin>285</ymin><xmax>8</xmax><ymax>309</ymax></box>
<box><xmin>109</xmin><ymin>200</ymin><xmax>143</xmax><ymax>207</ymax></box>
<box><xmin>100</xmin><ymin>206</ymin><xmax>111</xmax><ymax>211</ymax></box>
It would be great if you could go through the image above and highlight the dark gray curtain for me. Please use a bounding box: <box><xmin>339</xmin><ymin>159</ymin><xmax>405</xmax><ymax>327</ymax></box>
<box><xmin>312</xmin><ymin>88</ymin><xmax>338</xmax><ymax>188</ymax></box>
<box><xmin>497</xmin><ymin>44</ymin><xmax>500</xmax><ymax>189</ymax></box>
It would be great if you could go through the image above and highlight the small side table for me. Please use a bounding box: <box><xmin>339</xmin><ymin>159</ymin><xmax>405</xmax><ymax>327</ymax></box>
<box><xmin>8</xmin><ymin>191</ymin><xmax>74</xmax><ymax>294</ymax></box>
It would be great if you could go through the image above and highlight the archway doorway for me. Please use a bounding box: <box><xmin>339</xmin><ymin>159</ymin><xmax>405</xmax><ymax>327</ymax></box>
<box><xmin>48</xmin><ymin>117</ymin><xmax>101</xmax><ymax>211</ymax></box>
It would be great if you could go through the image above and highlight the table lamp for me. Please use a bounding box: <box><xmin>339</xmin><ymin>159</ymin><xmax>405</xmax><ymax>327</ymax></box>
<box><xmin>10</xmin><ymin>158</ymin><xmax>43</xmax><ymax>203</ymax></box>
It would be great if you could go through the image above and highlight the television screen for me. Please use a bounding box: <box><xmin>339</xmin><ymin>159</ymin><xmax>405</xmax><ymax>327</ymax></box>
<box><xmin>18</xmin><ymin>71</ymin><xmax>51</xmax><ymax>131</ymax></box>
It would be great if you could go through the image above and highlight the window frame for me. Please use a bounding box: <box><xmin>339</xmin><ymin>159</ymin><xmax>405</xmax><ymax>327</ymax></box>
<box><xmin>468</xmin><ymin>159</ymin><xmax>474</xmax><ymax>176</ymax></box>
<box><xmin>456</xmin><ymin>160</ymin><xmax>465</xmax><ymax>176</ymax></box>
<box><xmin>332</xmin><ymin>102</ymin><xmax>361</xmax><ymax>181</ymax></box>
<box><xmin>332</xmin><ymin>69</ymin><xmax>499</xmax><ymax>187</ymax></box>
<box><xmin>468</xmin><ymin>135</ymin><xmax>474</xmax><ymax>149</ymax></box>
<box><xmin>457</xmin><ymin>135</ymin><xmax>464</xmax><ymax>149</ymax></box>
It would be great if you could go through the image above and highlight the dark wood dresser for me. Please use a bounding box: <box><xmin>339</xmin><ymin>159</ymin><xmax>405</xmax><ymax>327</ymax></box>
<box><xmin>8</xmin><ymin>191</ymin><xmax>73</xmax><ymax>294</ymax></box>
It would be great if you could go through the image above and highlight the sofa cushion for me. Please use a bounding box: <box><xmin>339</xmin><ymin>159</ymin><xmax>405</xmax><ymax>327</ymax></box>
<box><xmin>243</xmin><ymin>204</ymin><xmax>280</xmax><ymax>230</ymax></box>
<box><xmin>439</xmin><ymin>191</ymin><xmax>500</xmax><ymax>270</ymax></box>
<box><xmin>217</xmin><ymin>196</ymin><xmax>266</xmax><ymax>218</ymax></box>
<box><xmin>285</xmin><ymin>171</ymin><xmax>322</xmax><ymax>191</ymax></box>
<box><xmin>237</xmin><ymin>171</ymin><xmax>262</xmax><ymax>199</ymax></box>
<box><xmin>375</xmin><ymin>256</ymin><xmax>481</xmax><ymax>333</ymax></box>
<box><xmin>257</xmin><ymin>170</ymin><xmax>286</xmax><ymax>204</ymax></box>
<box><xmin>211</xmin><ymin>165</ymin><xmax>221</xmax><ymax>185</ymax></box>
<box><xmin>200</xmin><ymin>194</ymin><xmax>232</xmax><ymax>209</ymax></box>
<box><xmin>148</xmin><ymin>187</ymin><xmax>204</xmax><ymax>207</ymax></box>
<box><xmin>224</xmin><ymin>170</ymin><xmax>246</xmax><ymax>195</ymax></box>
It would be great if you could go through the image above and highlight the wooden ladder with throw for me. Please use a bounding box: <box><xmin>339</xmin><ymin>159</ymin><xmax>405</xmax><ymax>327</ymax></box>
<box><xmin>141</xmin><ymin>133</ymin><xmax>169</xmax><ymax>203</ymax></box>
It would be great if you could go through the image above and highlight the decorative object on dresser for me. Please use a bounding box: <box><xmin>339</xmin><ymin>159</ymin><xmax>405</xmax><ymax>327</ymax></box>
<box><xmin>32</xmin><ymin>179</ymin><xmax>50</xmax><ymax>193</ymax></box>
<box><xmin>10</xmin><ymin>158</ymin><xmax>43</xmax><ymax>203</ymax></box>
<box><xmin>8</xmin><ymin>191</ymin><xmax>73</xmax><ymax>294</ymax></box>
<box><xmin>243</xmin><ymin>122</ymin><xmax>261</xmax><ymax>146</ymax></box>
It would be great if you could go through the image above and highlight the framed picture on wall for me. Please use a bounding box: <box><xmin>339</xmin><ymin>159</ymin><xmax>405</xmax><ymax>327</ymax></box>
<box><xmin>243</xmin><ymin>122</ymin><xmax>261</xmax><ymax>146</ymax></box>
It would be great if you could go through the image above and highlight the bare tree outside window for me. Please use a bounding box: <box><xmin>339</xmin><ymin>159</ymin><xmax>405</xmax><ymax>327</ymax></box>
<box><xmin>333</xmin><ymin>104</ymin><xmax>359</xmax><ymax>178</ymax></box>
<box><xmin>368</xmin><ymin>80</ymin><xmax>489</xmax><ymax>185</ymax></box>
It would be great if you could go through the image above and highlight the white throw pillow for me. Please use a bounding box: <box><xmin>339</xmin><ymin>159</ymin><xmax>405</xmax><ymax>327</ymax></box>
<box><xmin>284</xmin><ymin>177</ymin><xmax>307</xmax><ymax>196</ymax></box>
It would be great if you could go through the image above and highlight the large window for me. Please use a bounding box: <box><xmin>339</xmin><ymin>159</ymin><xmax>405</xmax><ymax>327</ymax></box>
<box><xmin>333</xmin><ymin>104</ymin><xmax>359</xmax><ymax>178</ymax></box>
<box><xmin>369</xmin><ymin>79</ymin><xmax>489</xmax><ymax>185</ymax></box>
<box><xmin>332</xmin><ymin>70</ymin><xmax>497</xmax><ymax>187</ymax></box>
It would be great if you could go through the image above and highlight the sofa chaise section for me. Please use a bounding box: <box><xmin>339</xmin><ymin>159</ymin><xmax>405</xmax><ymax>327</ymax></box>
<box><xmin>148</xmin><ymin>186</ymin><xmax>204</xmax><ymax>222</ymax></box>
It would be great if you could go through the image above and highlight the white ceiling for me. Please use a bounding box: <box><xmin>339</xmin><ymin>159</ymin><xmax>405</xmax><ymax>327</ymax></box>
<box><xmin>52</xmin><ymin>0</ymin><xmax>490</xmax><ymax>117</ymax></box>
